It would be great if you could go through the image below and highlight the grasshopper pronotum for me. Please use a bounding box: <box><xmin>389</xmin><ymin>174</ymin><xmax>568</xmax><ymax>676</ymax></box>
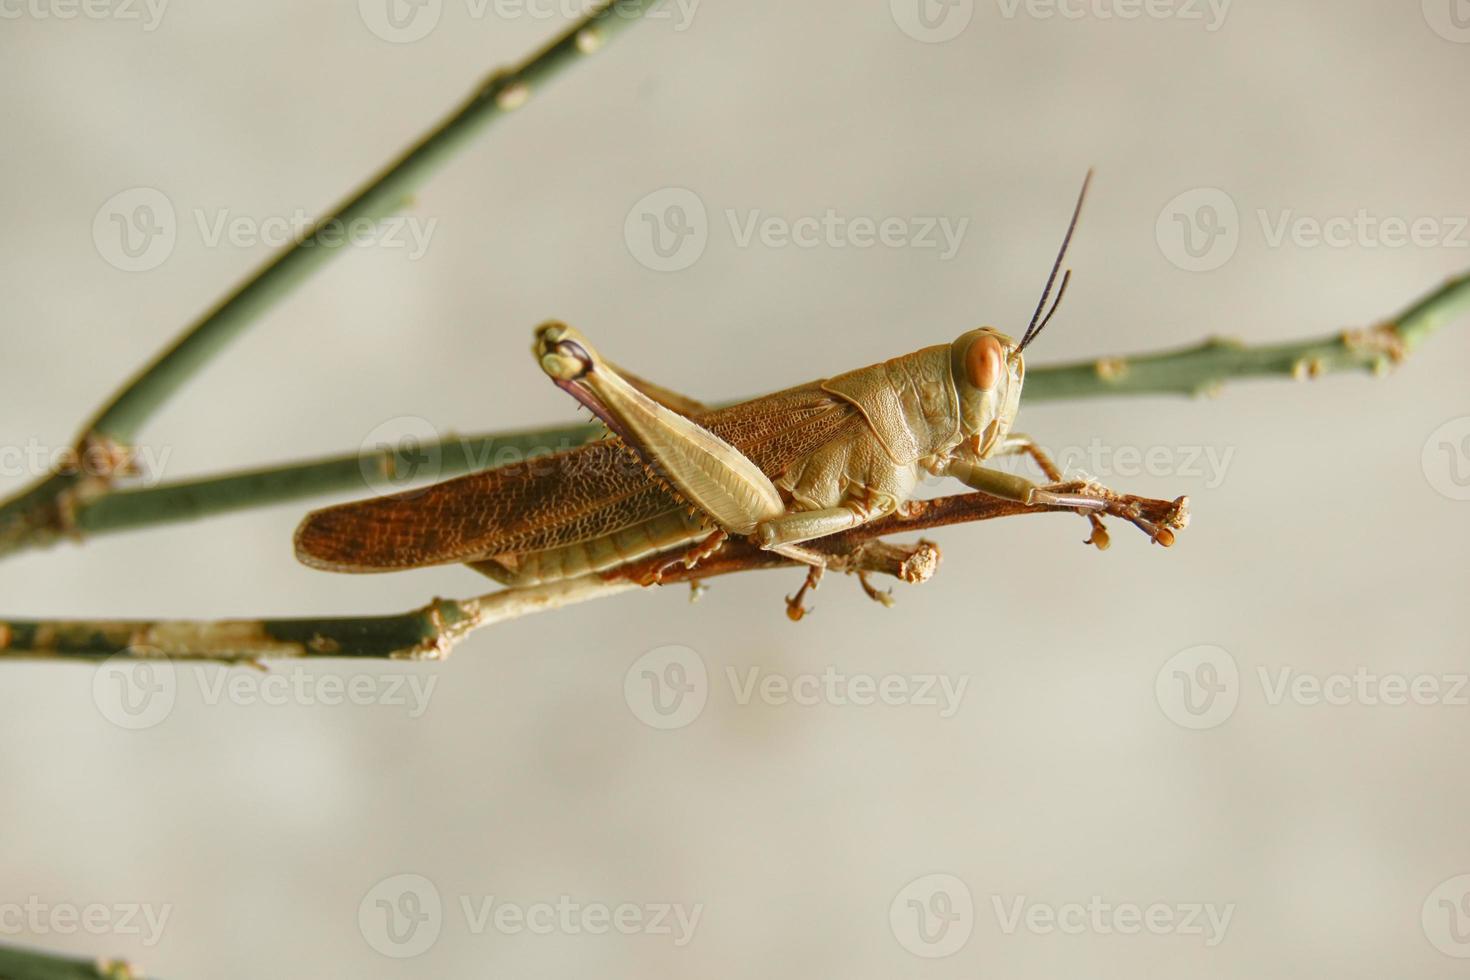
<box><xmin>295</xmin><ymin>174</ymin><xmax>1182</xmax><ymax>616</ymax></box>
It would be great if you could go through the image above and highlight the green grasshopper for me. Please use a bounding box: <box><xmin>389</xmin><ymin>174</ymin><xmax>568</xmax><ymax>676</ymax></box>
<box><xmin>295</xmin><ymin>174</ymin><xmax>1177</xmax><ymax>614</ymax></box>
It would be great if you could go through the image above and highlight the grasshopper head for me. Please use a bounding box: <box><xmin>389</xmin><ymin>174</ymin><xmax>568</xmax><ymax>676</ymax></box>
<box><xmin>946</xmin><ymin>169</ymin><xmax>1099</xmax><ymax>461</ymax></box>
<box><xmin>950</xmin><ymin>328</ymin><xmax>1024</xmax><ymax>458</ymax></box>
<box><xmin>948</xmin><ymin>171</ymin><xmax>1093</xmax><ymax>459</ymax></box>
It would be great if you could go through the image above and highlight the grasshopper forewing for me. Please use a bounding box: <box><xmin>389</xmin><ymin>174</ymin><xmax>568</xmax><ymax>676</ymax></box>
<box><xmin>296</xmin><ymin>173</ymin><xmax>1169</xmax><ymax>601</ymax></box>
<box><xmin>294</xmin><ymin>381</ymin><xmax>865</xmax><ymax>584</ymax></box>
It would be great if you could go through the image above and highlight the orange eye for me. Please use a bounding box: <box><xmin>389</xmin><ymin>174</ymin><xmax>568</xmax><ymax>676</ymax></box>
<box><xmin>964</xmin><ymin>335</ymin><xmax>1004</xmax><ymax>391</ymax></box>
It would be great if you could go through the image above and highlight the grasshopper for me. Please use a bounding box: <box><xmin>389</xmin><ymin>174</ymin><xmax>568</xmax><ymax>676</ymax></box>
<box><xmin>295</xmin><ymin>174</ymin><xmax>1176</xmax><ymax>615</ymax></box>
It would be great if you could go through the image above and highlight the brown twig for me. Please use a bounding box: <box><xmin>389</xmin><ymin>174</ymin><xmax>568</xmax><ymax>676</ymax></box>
<box><xmin>0</xmin><ymin>485</ymin><xmax>1187</xmax><ymax>662</ymax></box>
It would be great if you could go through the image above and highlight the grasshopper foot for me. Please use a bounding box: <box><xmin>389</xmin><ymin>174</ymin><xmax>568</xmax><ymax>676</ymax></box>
<box><xmin>857</xmin><ymin>571</ymin><xmax>895</xmax><ymax>608</ymax></box>
<box><xmin>1083</xmin><ymin>517</ymin><xmax>1111</xmax><ymax>551</ymax></box>
<box><xmin>785</xmin><ymin>566</ymin><xmax>824</xmax><ymax>622</ymax></box>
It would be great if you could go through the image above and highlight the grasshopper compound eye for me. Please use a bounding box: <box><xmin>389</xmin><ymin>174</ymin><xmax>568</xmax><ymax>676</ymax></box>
<box><xmin>964</xmin><ymin>333</ymin><xmax>1006</xmax><ymax>392</ymax></box>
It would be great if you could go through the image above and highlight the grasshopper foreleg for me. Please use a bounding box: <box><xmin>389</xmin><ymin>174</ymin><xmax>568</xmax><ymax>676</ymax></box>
<box><xmin>991</xmin><ymin>434</ymin><xmax>1110</xmax><ymax>550</ymax></box>
<box><xmin>945</xmin><ymin>458</ymin><xmax>1109</xmax><ymax>512</ymax></box>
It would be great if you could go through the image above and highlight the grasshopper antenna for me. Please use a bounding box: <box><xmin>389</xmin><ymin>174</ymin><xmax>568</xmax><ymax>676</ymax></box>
<box><xmin>1017</xmin><ymin>169</ymin><xmax>1092</xmax><ymax>354</ymax></box>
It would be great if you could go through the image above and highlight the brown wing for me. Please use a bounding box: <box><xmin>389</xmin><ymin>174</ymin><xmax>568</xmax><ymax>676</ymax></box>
<box><xmin>294</xmin><ymin>382</ymin><xmax>860</xmax><ymax>572</ymax></box>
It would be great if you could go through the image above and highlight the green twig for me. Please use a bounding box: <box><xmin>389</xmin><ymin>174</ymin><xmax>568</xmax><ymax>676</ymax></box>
<box><xmin>1029</xmin><ymin>272</ymin><xmax>1470</xmax><ymax>400</ymax></box>
<box><xmin>0</xmin><ymin>488</ymin><xmax>1189</xmax><ymax>662</ymax></box>
<box><xmin>31</xmin><ymin>270</ymin><xmax>1470</xmax><ymax>548</ymax></box>
<box><xmin>73</xmin><ymin>426</ymin><xmax>600</xmax><ymax>539</ymax></box>
<box><xmin>0</xmin><ymin>590</ymin><xmax>508</xmax><ymax>663</ymax></box>
<box><xmin>0</xmin><ymin>0</ymin><xmax>661</xmax><ymax>558</ymax></box>
<box><xmin>0</xmin><ymin>942</ymin><xmax>140</xmax><ymax>980</ymax></box>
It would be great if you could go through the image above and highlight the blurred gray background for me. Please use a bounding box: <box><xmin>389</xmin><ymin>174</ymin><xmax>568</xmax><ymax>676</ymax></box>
<box><xmin>3</xmin><ymin>0</ymin><xmax>1470</xmax><ymax>976</ymax></box>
